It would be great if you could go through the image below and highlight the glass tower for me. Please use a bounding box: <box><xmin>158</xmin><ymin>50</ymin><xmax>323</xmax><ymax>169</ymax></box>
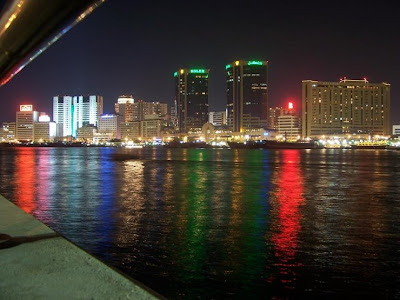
<box><xmin>174</xmin><ymin>68</ymin><xmax>209</xmax><ymax>133</ymax></box>
<box><xmin>226</xmin><ymin>60</ymin><xmax>268</xmax><ymax>132</ymax></box>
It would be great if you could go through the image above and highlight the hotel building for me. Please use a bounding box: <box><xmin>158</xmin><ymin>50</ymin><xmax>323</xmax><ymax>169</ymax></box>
<box><xmin>226</xmin><ymin>60</ymin><xmax>268</xmax><ymax>132</ymax></box>
<box><xmin>174</xmin><ymin>68</ymin><xmax>209</xmax><ymax>133</ymax></box>
<box><xmin>302</xmin><ymin>79</ymin><xmax>391</xmax><ymax>137</ymax></box>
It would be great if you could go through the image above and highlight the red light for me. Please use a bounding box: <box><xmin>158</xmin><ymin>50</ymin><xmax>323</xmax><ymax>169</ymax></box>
<box><xmin>288</xmin><ymin>102</ymin><xmax>294</xmax><ymax>110</ymax></box>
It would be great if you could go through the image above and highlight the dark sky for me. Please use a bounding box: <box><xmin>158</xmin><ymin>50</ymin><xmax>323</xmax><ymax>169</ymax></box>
<box><xmin>0</xmin><ymin>0</ymin><xmax>399</xmax><ymax>123</ymax></box>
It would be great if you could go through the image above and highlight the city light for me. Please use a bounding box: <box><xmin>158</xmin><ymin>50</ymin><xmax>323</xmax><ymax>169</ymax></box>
<box><xmin>288</xmin><ymin>102</ymin><xmax>294</xmax><ymax>110</ymax></box>
<box><xmin>225</xmin><ymin>64</ymin><xmax>231</xmax><ymax>69</ymax></box>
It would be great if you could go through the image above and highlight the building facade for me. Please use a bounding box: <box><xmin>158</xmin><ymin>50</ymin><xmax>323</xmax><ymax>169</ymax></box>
<box><xmin>120</xmin><ymin>122</ymin><xmax>140</xmax><ymax>141</ymax></box>
<box><xmin>98</xmin><ymin>114</ymin><xmax>122</xmax><ymax>139</ymax></box>
<box><xmin>392</xmin><ymin>125</ymin><xmax>400</xmax><ymax>136</ymax></box>
<box><xmin>77</xmin><ymin>124</ymin><xmax>97</xmax><ymax>142</ymax></box>
<box><xmin>1</xmin><ymin>122</ymin><xmax>16</xmax><ymax>141</ymax></box>
<box><xmin>174</xmin><ymin>68</ymin><xmax>209</xmax><ymax>133</ymax></box>
<box><xmin>268</xmin><ymin>106</ymin><xmax>292</xmax><ymax>130</ymax></box>
<box><xmin>302</xmin><ymin>79</ymin><xmax>391</xmax><ymax>137</ymax></box>
<box><xmin>226</xmin><ymin>60</ymin><xmax>268</xmax><ymax>132</ymax></box>
<box><xmin>141</xmin><ymin>115</ymin><xmax>162</xmax><ymax>140</ymax></box>
<box><xmin>16</xmin><ymin>105</ymin><xmax>39</xmax><ymax>141</ymax></box>
<box><xmin>278</xmin><ymin>115</ymin><xmax>301</xmax><ymax>141</ymax></box>
<box><xmin>33</xmin><ymin>121</ymin><xmax>56</xmax><ymax>142</ymax></box>
<box><xmin>209</xmin><ymin>111</ymin><xmax>226</xmax><ymax>126</ymax></box>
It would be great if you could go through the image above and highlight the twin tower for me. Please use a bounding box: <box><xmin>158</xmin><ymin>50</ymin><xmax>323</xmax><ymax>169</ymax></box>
<box><xmin>174</xmin><ymin>60</ymin><xmax>268</xmax><ymax>133</ymax></box>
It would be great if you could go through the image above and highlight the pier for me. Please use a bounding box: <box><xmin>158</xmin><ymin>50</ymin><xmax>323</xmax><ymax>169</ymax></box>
<box><xmin>0</xmin><ymin>195</ymin><xmax>160</xmax><ymax>299</ymax></box>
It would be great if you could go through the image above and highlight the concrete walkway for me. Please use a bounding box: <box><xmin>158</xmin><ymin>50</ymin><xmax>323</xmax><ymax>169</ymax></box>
<box><xmin>0</xmin><ymin>195</ymin><xmax>160</xmax><ymax>299</ymax></box>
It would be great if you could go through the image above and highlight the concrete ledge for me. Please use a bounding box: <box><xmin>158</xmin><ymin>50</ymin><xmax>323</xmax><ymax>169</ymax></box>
<box><xmin>0</xmin><ymin>195</ymin><xmax>160</xmax><ymax>299</ymax></box>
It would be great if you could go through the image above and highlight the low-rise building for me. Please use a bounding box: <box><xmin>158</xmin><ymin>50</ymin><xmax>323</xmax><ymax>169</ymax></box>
<box><xmin>77</xmin><ymin>124</ymin><xmax>97</xmax><ymax>142</ymax></box>
<box><xmin>1</xmin><ymin>122</ymin><xmax>16</xmax><ymax>141</ymax></box>
<box><xmin>98</xmin><ymin>114</ymin><xmax>122</xmax><ymax>139</ymax></box>
<box><xmin>278</xmin><ymin>115</ymin><xmax>301</xmax><ymax>141</ymax></box>
<box><xmin>120</xmin><ymin>122</ymin><xmax>140</xmax><ymax>141</ymax></box>
<box><xmin>141</xmin><ymin>115</ymin><xmax>162</xmax><ymax>140</ymax></box>
<box><xmin>209</xmin><ymin>111</ymin><xmax>226</xmax><ymax>126</ymax></box>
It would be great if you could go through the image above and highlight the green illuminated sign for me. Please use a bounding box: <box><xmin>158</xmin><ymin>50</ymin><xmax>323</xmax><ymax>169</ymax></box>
<box><xmin>225</xmin><ymin>64</ymin><xmax>231</xmax><ymax>69</ymax></box>
<box><xmin>174</xmin><ymin>71</ymin><xmax>178</xmax><ymax>77</ymax></box>
<box><xmin>190</xmin><ymin>69</ymin><xmax>206</xmax><ymax>74</ymax></box>
<box><xmin>248</xmin><ymin>61</ymin><xmax>263</xmax><ymax>66</ymax></box>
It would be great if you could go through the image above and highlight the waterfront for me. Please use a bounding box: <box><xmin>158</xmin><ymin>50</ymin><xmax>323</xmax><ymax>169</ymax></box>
<box><xmin>0</xmin><ymin>147</ymin><xmax>399</xmax><ymax>298</ymax></box>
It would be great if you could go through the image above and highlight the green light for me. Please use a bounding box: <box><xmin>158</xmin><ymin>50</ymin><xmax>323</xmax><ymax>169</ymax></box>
<box><xmin>248</xmin><ymin>61</ymin><xmax>263</xmax><ymax>66</ymax></box>
<box><xmin>174</xmin><ymin>71</ymin><xmax>178</xmax><ymax>77</ymax></box>
<box><xmin>190</xmin><ymin>69</ymin><xmax>206</xmax><ymax>74</ymax></box>
<box><xmin>225</xmin><ymin>64</ymin><xmax>231</xmax><ymax>69</ymax></box>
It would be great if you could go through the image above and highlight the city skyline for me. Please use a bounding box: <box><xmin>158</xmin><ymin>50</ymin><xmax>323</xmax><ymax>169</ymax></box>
<box><xmin>0</xmin><ymin>0</ymin><xmax>398</xmax><ymax>123</ymax></box>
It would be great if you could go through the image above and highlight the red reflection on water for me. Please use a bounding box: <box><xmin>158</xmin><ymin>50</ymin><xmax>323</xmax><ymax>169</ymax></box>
<box><xmin>15</xmin><ymin>148</ymin><xmax>36</xmax><ymax>213</ymax></box>
<box><xmin>271</xmin><ymin>150</ymin><xmax>304</xmax><ymax>278</ymax></box>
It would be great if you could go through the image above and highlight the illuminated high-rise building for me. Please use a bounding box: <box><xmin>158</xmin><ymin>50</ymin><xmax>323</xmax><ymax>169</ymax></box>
<box><xmin>53</xmin><ymin>96</ymin><xmax>73</xmax><ymax>137</ymax></box>
<box><xmin>73</xmin><ymin>95</ymin><xmax>103</xmax><ymax>135</ymax></box>
<box><xmin>115</xmin><ymin>95</ymin><xmax>134</xmax><ymax>122</ymax></box>
<box><xmin>174</xmin><ymin>68</ymin><xmax>209</xmax><ymax>133</ymax></box>
<box><xmin>302</xmin><ymin>79</ymin><xmax>391</xmax><ymax>137</ymax></box>
<box><xmin>53</xmin><ymin>95</ymin><xmax>103</xmax><ymax>137</ymax></box>
<box><xmin>132</xmin><ymin>100</ymin><xmax>168</xmax><ymax>121</ymax></box>
<box><xmin>16</xmin><ymin>105</ymin><xmax>39</xmax><ymax>141</ymax></box>
<box><xmin>226</xmin><ymin>60</ymin><xmax>268</xmax><ymax>132</ymax></box>
<box><xmin>115</xmin><ymin>96</ymin><xmax>168</xmax><ymax>122</ymax></box>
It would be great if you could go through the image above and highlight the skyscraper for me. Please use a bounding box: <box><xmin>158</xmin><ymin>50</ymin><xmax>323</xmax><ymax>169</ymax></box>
<box><xmin>53</xmin><ymin>95</ymin><xmax>103</xmax><ymax>137</ymax></box>
<box><xmin>226</xmin><ymin>60</ymin><xmax>268</xmax><ymax>132</ymax></box>
<box><xmin>53</xmin><ymin>96</ymin><xmax>73</xmax><ymax>137</ymax></box>
<box><xmin>73</xmin><ymin>95</ymin><xmax>103</xmax><ymax>135</ymax></box>
<box><xmin>174</xmin><ymin>68</ymin><xmax>209</xmax><ymax>133</ymax></box>
<box><xmin>302</xmin><ymin>79</ymin><xmax>391</xmax><ymax>137</ymax></box>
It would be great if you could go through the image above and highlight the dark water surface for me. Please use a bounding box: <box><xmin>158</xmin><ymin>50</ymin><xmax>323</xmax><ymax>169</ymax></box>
<box><xmin>1</xmin><ymin>147</ymin><xmax>399</xmax><ymax>298</ymax></box>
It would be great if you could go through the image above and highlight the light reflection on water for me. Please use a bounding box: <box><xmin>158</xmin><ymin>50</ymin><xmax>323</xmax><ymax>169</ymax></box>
<box><xmin>0</xmin><ymin>147</ymin><xmax>399</xmax><ymax>298</ymax></box>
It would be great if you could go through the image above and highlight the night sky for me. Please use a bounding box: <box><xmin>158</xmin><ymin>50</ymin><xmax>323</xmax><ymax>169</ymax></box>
<box><xmin>0</xmin><ymin>0</ymin><xmax>399</xmax><ymax>123</ymax></box>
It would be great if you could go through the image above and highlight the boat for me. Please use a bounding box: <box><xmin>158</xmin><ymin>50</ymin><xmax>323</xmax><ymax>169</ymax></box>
<box><xmin>228</xmin><ymin>140</ymin><xmax>319</xmax><ymax>149</ymax></box>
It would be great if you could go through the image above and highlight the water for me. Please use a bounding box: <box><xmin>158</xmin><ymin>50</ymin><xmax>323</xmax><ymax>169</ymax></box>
<box><xmin>0</xmin><ymin>147</ymin><xmax>399</xmax><ymax>298</ymax></box>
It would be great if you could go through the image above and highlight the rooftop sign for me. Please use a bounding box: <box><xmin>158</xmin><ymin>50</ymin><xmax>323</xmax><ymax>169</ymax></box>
<box><xmin>20</xmin><ymin>105</ymin><xmax>32</xmax><ymax>111</ymax></box>
<box><xmin>190</xmin><ymin>69</ymin><xmax>206</xmax><ymax>74</ymax></box>
<box><xmin>248</xmin><ymin>61</ymin><xmax>263</xmax><ymax>66</ymax></box>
